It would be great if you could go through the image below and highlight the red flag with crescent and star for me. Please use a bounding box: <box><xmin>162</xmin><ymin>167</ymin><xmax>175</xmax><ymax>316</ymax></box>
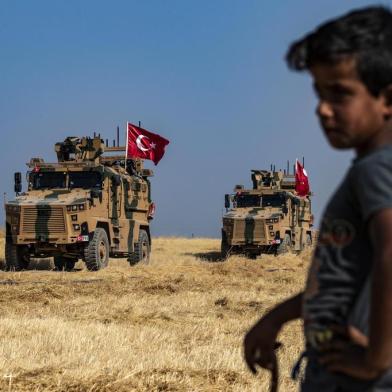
<box><xmin>295</xmin><ymin>159</ymin><xmax>310</xmax><ymax>197</ymax></box>
<box><xmin>126</xmin><ymin>122</ymin><xmax>170</xmax><ymax>165</ymax></box>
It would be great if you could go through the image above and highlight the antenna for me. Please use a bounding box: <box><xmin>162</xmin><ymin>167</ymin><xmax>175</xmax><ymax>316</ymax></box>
<box><xmin>138</xmin><ymin>121</ymin><xmax>141</xmax><ymax>128</ymax></box>
<box><xmin>302</xmin><ymin>156</ymin><xmax>305</xmax><ymax>167</ymax></box>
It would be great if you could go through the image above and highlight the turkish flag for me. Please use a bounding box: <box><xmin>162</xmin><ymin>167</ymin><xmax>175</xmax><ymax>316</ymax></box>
<box><xmin>126</xmin><ymin>123</ymin><xmax>170</xmax><ymax>165</ymax></box>
<box><xmin>295</xmin><ymin>160</ymin><xmax>310</xmax><ymax>197</ymax></box>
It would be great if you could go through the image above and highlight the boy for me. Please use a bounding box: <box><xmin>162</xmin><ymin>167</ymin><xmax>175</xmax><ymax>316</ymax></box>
<box><xmin>244</xmin><ymin>6</ymin><xmax>392</xmax><ymax>392</ymax></box>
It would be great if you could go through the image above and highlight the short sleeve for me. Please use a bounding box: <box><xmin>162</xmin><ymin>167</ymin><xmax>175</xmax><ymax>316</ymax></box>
<box><xmin>351</xmin><ymin>153</ymin><xmax>392</xmax><ymax>222</ymax></box>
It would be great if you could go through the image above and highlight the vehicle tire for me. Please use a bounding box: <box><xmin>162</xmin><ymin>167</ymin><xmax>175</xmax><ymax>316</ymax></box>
<box><xmin>84</xmin><ymin>228</ymin><xmax>109</xmax><ymax>271</ymax></box>
<box><xmin>128</xmin><ymin>229</ymin><xmax>150</xmax><ymax>266</ymax></box>
<box><xmin>54</xmin><ymin>256</ymin><xmax>77</xmax><ymax>271</ymax></box>
<box><xmin>276</xmin><ymin>233</ymin><xmax>291</xmax><ymax>255</ymax></box>
<box><xmin>221</xmin><ymin>230</ymin><xmax>231</xmax><ymax>259</ymax></box>
<box><xmin>5</xmin><ymin>241</ymin><xmax>29</xmax><ymax>271</ymax></box>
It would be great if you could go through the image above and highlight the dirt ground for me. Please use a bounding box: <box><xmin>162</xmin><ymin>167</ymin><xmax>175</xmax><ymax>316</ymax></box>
<box><xmin>0</xmin><ymin>236</ymin><xmax>310</xmax><ymax>391</ymax></box>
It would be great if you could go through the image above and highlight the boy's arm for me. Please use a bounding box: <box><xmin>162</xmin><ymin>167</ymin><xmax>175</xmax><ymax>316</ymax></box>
<box><xmin>366</xmin><ymin>208</ymin><xmax>392</xmax><ymax>370</ymax></box>
<box><xmin>244</xmin><ymin>292</ymin><xmax>303</xmax><ymax>373</ymax></box>
<box><xmin>321</xmin><ymin>209</ymin><xmax>392</xmax><ymax>378</ymax></box>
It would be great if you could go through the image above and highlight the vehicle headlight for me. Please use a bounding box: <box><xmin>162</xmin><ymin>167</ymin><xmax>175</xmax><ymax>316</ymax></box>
<box><xmin>7</xmin><ymin>205</ymin><xmax>20</xmax><ymax>213</ymax></box>
<box><xmin>223</xmin><ymin>218</ymin><xmax>234</xmax><ymax>226</ymax></box>
<box><xmin>11</xmin><ymin>215</ymin><xmax>19</xmax><ymax>224</ymax></box>
<box><xmin>273</xmin><ymin>218</ymin><xmax>279</xmax><ymax>223</ymax></box>
<box><xmin>68</xmin><ymin>204</ymin><xmax>85</xmax><ymax>212</ymax></box>
<box><xmin>266</xmin><ymin>219</ymin><xmax>273</xmax><ymax>224</ymax></box>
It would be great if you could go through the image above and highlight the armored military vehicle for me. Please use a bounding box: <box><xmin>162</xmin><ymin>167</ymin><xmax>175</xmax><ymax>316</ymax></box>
<box><xmin>5</xmin><ymin>135</ymin><xmax>155</xmax><ymax>271</ymax></box>
<box><xmin>221</xmin><ymin>169</ymin><xmax>313</xmax><ymax>258</ymax></box>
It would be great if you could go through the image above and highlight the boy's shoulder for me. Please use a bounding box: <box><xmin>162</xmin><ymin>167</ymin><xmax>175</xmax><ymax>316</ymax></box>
<box><xmin>351</xmin><ymin>144</ymin><xmax>392</xmax><ymax>173</ymax></box>
<box><xmin>347</xmin><ymin>144</ymin><xmax>392</xmax><ymax>222</ymax></box>
<box><xmin>347</xmin><ymin>144</ymin><xmax>392</xmax><ymax>188</ymax></box>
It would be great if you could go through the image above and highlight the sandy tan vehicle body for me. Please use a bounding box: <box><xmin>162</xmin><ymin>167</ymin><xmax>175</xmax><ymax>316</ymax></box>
<box><xmin>5</xmin><ymin>136</ymin><xmax>154</xmax><ymax>271</ymax></box>
<box><xmin>221</xmin><ymin>169</ymin><xmax>313</xmax><ymax>258</ymax></box>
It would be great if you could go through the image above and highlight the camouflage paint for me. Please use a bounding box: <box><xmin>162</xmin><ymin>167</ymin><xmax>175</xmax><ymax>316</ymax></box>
<box><xmin>5</xmin><ymin>136</ymin><xmax>154</xmax><ymax>267</ymax></box>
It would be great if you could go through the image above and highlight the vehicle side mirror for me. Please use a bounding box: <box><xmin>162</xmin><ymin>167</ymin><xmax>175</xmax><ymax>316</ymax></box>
<box><xmin>14</xmin><ymin>172</ymin><xmax>22</xmax><ymax>194</ymax></box>
<box><xmin>112</xmin><ymin>176</ymin><xmax>121</xmax><ymax>187</ymax></box>
<box><xmin>90</xmin><ymin>189</ymin><xmax>101</xmax><ymax>197</ymax></box>
<box><xmin>90</xmin><ymin>189</ymin><xmax>103</xmax><ymax>203</ymax></box>
<box><xmin>141</xmin><ymin>169</ymin><xmax>153</xmax><ymax>177</ymax></box>
<box><xmin>224</xmin><ymin>194</ymin><xmax>230</xmax><ymax>209</ymax></box>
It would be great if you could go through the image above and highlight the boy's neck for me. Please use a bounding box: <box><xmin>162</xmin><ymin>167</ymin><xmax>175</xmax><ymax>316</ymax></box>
<box><xmin>355</xmin><ymin>124</ymin><xmax>392</xmax><ymax>158</ymax></box>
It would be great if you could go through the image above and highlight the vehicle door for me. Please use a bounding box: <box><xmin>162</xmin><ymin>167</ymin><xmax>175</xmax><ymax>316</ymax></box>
<box><xmin>109</xmin><ymin>175</ymin><xmax>122</xmax><ymax>220</ymax></box>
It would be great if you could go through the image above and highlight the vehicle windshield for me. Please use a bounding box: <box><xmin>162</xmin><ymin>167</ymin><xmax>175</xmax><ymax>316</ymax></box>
<box><xmin>69</xmin><ymin>171</ymin><xmax>102</xmax><ymax>189</ymax></box>
<box><xmin>235</xmin><ymin>194</ymin><xmax>261</xmax><ymax>207</ymax></box>
<box><xmin>31</xmin><ymin>172</ymin><xmax>66</xmax><ymax>189</ymax></box>
<box><xmin>234</xmin><ymin>193</ymin><xmax>286</xmax><ymax>208</ymax></box>
<box><xmin>262</xmin><ymin>194</ymin><xmax>286</xmax><ymax>207</ymax></box>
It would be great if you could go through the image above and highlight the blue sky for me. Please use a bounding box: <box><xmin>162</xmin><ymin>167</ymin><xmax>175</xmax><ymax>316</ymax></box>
<box><xmin>0</xmin><ymin>0</ymin><xmax>384</xmax><ymax>237</ymax></box>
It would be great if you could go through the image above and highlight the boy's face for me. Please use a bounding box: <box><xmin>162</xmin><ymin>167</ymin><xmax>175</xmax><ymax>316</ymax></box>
<box><xmin>310</xmin><ymin>58</ymin><xmax>389</xmax><ymax>152</ymax></box>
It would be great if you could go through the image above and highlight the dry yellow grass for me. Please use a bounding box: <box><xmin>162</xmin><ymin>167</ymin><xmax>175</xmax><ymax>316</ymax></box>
<box><xmin>0</xmin><ymin>235</ymin><xmax>311</xmax><ymax>392</ymax></box>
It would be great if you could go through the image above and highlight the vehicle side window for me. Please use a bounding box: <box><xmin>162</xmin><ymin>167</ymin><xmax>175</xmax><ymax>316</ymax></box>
<box><xmin>31</xmin><ymin>172</ymin><xmax>66</xmax><ymax>189</ymax></box>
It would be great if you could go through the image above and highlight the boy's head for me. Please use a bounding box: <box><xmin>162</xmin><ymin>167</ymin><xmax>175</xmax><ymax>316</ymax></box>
<box><xmin>286</xmin><ymin>6</ymin><xmax>392</xmax><ymax>152</ymax></box>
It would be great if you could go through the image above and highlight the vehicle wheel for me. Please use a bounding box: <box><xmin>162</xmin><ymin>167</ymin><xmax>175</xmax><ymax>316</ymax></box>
<box><xmin>5</xmin><ymin>241</ymin><xmax>29</xmax><ymax>271</ymax></box>
<box><xmin>54</xmin><ymin>256</ymin><xmax>77</xmax><ymax>271</ymax></box>
<box><xmin>221</xmin><ymin>230</ymin><xmax>231</xmax><ymax>259</ymax></box>
<box><xmin>84</xmin><ymin>228</ymin><xmax>109</xmax><ymax>271</ymax></box>
<box><xmin>128</xmin><ymin>229</ymin><xmax>150</xmax><ymax>266</ymax></box>
<box><xmin>276</xmin><ymin>233</ymin><xmax>291</xmax><ymax>255</ymax></box>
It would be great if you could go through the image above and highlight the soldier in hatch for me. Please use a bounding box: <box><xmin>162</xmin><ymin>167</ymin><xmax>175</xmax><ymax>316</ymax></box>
<box><xmin>244</xmin><ymin>6</ymin><xmax>392</xmax><ymax>391</ymax></box>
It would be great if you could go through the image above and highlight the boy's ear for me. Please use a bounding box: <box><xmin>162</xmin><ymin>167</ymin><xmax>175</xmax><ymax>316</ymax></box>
<box><xmin>381</xmin><ymin>85</ymin><xmax>392</xmax><ymax>118</ymax></box>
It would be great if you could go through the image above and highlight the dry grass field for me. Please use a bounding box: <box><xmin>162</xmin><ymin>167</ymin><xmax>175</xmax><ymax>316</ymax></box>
<box><xmin>0</xmin><ymin>234</ymin><xmax>311</xmax><ymax>392</ymax></box>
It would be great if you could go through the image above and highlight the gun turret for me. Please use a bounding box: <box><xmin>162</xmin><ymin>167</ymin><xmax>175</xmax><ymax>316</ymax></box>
<box><xmin>51</xmin><ymin>135</ymin><xmax>153</xmax><ymax>177</ymax></box>
<box><xmin>55</xmin><ymin>136</ymin><xmax>104</xmax><ymax>163</ymax></box>
<box><xmin>251</xmin><ymin>169</ymin><xmax>297</xmax><ymax>192</ymax></box>
<box><xmin>251</xmin><ymin>170</ymin><xmax>285</xmax><ymax>190</ymax></box>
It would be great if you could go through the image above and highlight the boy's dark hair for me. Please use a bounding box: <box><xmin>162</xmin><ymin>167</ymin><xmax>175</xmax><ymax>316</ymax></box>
<box><xmin>286</xmin><ymin>6</ymin><xmax>392</xmax><ymax>96</ymax></box>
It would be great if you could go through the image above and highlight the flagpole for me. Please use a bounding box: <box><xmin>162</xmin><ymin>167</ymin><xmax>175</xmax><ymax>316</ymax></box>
<box><xmin>125</xmin><ymin>122</ymin><xmax>129</xmax><ymax>169</ymax></box>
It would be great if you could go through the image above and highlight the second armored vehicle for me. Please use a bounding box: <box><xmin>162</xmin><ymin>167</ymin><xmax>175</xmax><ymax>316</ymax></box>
<box><xmin>221</xmin><ymin>169</ymin><xmax>313</xmax><ymax>258</ymax></box>
<box><xmin>5</xmin><ymin>135</ymin><xmax>155</xmax><ymax>271</ymax></box>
